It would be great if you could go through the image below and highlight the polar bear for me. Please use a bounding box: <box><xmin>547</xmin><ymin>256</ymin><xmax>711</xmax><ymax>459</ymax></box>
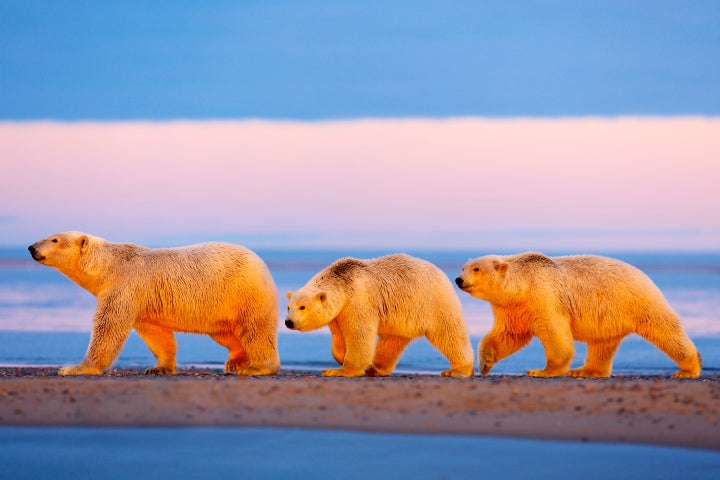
<box><xmin>285</xmin><ymin>254</ymin><xmax>474</xmax><ymax>377</ymax></box>
<box><xmin>28</xmin><ymin>231</ymin><xmax>280</xmax><ymax>376</ymax></box>
<box><xmin>455</xmin><ymin>252</ymin><xmax>701</xmax><ymax>378</ymax></box>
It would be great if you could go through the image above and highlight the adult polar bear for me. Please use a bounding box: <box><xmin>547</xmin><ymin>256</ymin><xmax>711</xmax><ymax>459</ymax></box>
<box><xmin>285</xmin><ymin>254</ymin><xmax>474</xmax><ymax>377</ymax></box>
<box><xmin>455</xmin><ymin>252</ymin><xmax>701</xmax><ymax>378</ymax></box>
<box><xmin>28</xmin><ymin>232</ymin><xmax>280</xmax><ymax>376</ymax></box>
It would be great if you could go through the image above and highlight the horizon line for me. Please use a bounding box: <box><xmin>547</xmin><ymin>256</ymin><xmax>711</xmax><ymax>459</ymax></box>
<box><xmin>2</xmin><ymin>114</ymin><xmax>720</xmax><ymax>125</ymax></box>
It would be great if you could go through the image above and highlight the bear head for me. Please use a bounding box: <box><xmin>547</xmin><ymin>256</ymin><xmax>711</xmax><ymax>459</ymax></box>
<box><xmin>284</xmin><ymin>288</ymin><xmax>338</xmax><ymax>332</ymax></box>
<box><xmin>28</xmin><ymin>231</ymin><xmax>112</xmax><ymax>293</ymax></box>
<box><xmin>455</xmin><ymin>255</ymin><xmax>509</xmax><ymax>301</ymax></box>
<box><xmin>28</xmin><ymin>231</ymin><xmax>90</xmax><ymax>268</ymax></box>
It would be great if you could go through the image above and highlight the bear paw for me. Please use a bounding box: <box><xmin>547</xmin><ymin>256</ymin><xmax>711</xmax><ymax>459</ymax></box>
<box><xmin>59</xmin><ymin>365</ymin><xmax>102</xmax><ymax>376</ymax></box>
<box><xmin>365</xmin><ymin>365</ymin><xmax>391</xmax><ymax>377</ymax></box>
<box><xmin>440</xmin><ymin>367</ymin><xmax>473</xmax><ymax>378</ymax></box>
<box><xmin>527</xmin><ymin>368</ymin><xmax>563</xmax><ymax>378</ymax></box>
<box><xmin>568</xmin><ymin>367</ymin><xmax>608</xmax><ymax>378</ymax></box>
<box><xmin>144</xmin><ymin>366</ymin><xmax>176</xmax><ymax>375</ymax></box>
<box><xmin>479</xmin><ymin>363</ymin><xmax>494</xmax><ymax>376</ymax></box>
<box><xmin>236</xmin><ymin>365</ymin><xmax>278</xmax><ymax>376</ymax></box>
<box><xmin>224</xmin><ymin>358</ymin><xmax>250</xmax><ymax>374</ymax></box>
<box><xmin>322</xmin><ymin>367</ymin><xmax>365</xmax><ymax>377</ymax></box>
<box><xmin>479</xmin><ymin>347</ymin><xmax>497</xmax><ymax>376</ymax></box>
<box><xmin>672</xmin><ymin>369</ymin><xmax>700</xmax><ymax>379</ymax></box>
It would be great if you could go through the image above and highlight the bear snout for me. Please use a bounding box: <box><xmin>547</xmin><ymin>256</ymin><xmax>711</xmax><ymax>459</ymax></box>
<box><xmin>285</xmin><ymin>318</ymin><xmax>295</xmax><ymax>329</ymax></box>
<box><xmin>28</xmin><ymin>245</ymin><xmax>45</xmax><ymax>261</ymax></box>
<box><xmin>455</xmin><ymin>277</ymin><xmax>465</xmax><ymax>288</ymax></box>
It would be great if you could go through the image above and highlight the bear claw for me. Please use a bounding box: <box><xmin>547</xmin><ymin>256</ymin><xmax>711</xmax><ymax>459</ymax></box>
<box><xmin>527</xmin><ymin>368</ymin><xmax>564</xmax><ymax>378</ymax></box>
<box><xmin>365</xmin><ymin>366</ymin><xmax>391</xmax><ymax>377</ymax></box>
<box><xmin>144</xmin><ymin>366</ymin><xmax>176</xmax><ymax>375</ymax></box>
<box><xmin>236</xmin><ymin>365</ymin><xmax>278</xmax><ymax>376</ymax></box>
<box><xmin>322</xmin><ymin>368</ymin><xmax>365</xmax><ymax>377</ymax></box>
<box><xmin>568</xmin><ymin>368</ymin><xmax>608</xmax><ymax>378</ymax></box>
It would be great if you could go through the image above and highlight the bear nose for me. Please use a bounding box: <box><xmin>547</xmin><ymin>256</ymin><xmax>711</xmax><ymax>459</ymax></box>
<box><xmin>455</xmin><ymin>277</ymin><xmax>464</xmax><ymax>287</ymax></box>
<box><xmin>28</xmin><ymin>245</ymin><xmax>45</xmax><ymax>261</ymax></box>
<box><xmin>285</xmin><ymin>318</ymin><xmax>295</xmax><ymax>329</ymax></box>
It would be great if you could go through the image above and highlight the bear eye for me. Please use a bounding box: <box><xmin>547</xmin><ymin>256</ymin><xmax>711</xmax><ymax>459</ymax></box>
<box><xmin>473</xmin><ymin>267</ymin><xmax>480</xmax><ymax>272</ymax></box>
<box><xmin>299</xmin><ymin>305</ymin><xmax>305</xmax><ymax>310</ymax></box>
<box><xmin>52</xmin><ymin>238</ymin><xmax>58</xmax><ymax>243</ymax></box>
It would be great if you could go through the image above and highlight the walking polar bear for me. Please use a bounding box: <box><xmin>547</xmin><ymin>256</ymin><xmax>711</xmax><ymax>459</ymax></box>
<box><xmin>29</xmin><ymin>231</ymin><xmax>280</xmax><ymax>376</ymax></box>
<box><xmin>455</xmin><ymin>252</ymin><xmax>701</xmax><ymax>378</ymax></box>
<box><xmin>285</xmin><ymin>254</ymin><xmax>474</xmax><ymax>377</ymax></box>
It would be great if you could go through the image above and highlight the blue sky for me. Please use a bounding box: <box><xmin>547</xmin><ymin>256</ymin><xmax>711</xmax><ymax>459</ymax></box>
<box><xmin>1</xmin><ymin>1</ymin><xmax>719</xmax><ymax>120</ymax></box>
<box><xmin>2</xmin><ymin>2</ymin><xmax>719</xmax><ymax>251</ymax></box>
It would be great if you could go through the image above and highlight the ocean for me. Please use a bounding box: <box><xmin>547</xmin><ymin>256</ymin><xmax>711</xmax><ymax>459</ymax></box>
<box><xmin>2</xmin><ymin>247</ymin><xmax>720</xmax><ymax>479</ymax></box>
<box><xmin>2</xmin><ymin>427</ymin><xmax>719</xmax><ymax>480</ymax></box>
<box><xmin>1</xmin><ymin>247</ymin><xmax>718</xmax><ymax>376</ymax></box>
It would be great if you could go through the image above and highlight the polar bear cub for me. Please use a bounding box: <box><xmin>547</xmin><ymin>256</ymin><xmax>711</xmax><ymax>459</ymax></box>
<box><xmin>456</xmin><ymin>252</ymin><xmax>701</xmax><ymax>378</ymax></box>
<box><xmin>285</xmin><ymin>254</ymin><xmax>474</xmax><ymax>377</ymax></box>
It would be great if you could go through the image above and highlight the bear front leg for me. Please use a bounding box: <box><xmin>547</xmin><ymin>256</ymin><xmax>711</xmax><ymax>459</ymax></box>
<box><xmin>60</xmin><ymin>295</ymin><xmax>134</xmax><ymax>376</ymax></box>
<box><xmin>328</xmin><ymin>320</ymin><xmax>346</xmax><ymax>365</ymax></box>
<box><xmin>528</xmin><ymin>321</ymin><xmax>574</xmax><ymax>377</ymax></box>
<box><xmin>478</xmin><ymin>326</ymin><xmax>532</xmax><ymax>376</ymax></box>
<box><xmin>323</xmin><ymin>322</ymin><xmax>375</xmax><ymax>377</ymax></box>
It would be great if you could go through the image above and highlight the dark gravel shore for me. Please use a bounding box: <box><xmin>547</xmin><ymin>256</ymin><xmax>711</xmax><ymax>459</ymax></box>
<box><xmin>1</xmin><ymin>368</ymin><xmax>718</xmax><ymax>450</ymax></box>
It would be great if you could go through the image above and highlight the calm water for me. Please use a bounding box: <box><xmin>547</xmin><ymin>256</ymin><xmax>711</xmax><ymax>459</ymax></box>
<box><xmin>2</xmin><ymin>427</ymin><xmax>719</xmax><ymax>480</ymax></box>
<box><xmin>0</xmin><ymin>247</ymin><xmax>718</xmax><ymax>375</ymax></box>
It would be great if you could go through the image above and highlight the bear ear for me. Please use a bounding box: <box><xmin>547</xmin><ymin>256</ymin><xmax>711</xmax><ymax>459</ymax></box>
<box><xmin>76</xmin><ymin>235</ymin><xmax>89</xmax><ymax>251</ymax></box>
<box><xmin>493</xmin><ymin>260</ymin><xmax>508</xmax><ymax>274</ymax></box>
<box><xmin>317</xmin><ymin>292</ymin><xmax>327</xmax><ymax>302</ymax></box>
<box><xmin>286</xmin><ymin>291</ymin><xmax>293</xmax><ymax>300</ymax></box>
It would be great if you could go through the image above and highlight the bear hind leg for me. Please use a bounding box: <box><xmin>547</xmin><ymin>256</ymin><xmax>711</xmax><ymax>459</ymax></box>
<box><xmin>366</xmin><ymin>335</ymin><xmax>411</xmax><ymax>376</ymax></box>
<box><xmin>134</xmin><ymin>323</ymin><xmax>177</xmax><ymax>375</ymax></box>
<box><xmin>637</xmin><ymin>319</ymin><xmax>701</xmax><ymax>378</ymax></box>
<box><xmin>239</xmin><ymin>340</ymin><xmax>280</xmax><ymax>376</ymax></box>
<box><xmin>233</xmin><ymin>321</ymin><xmax>280</xmax><ymax>376</ymax></box>
<box><xmin>210</xmin><ymin>332</ymin><xmax>250</xmax><ymax>374</ymax></box>
<box><xmin>568</xmin><ymin>338</ymin><xmax>622</xmax><ymax>378</ymax></box>
<box><xmin>426</xmin><ymin>327</ymin><xmax>474</xmax><ymax>378</ymax></box>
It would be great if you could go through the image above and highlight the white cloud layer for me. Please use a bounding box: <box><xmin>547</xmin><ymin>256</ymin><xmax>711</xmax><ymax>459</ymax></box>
<box><xmin>3</xmin><ymin>117</ymin><xmax>719</xmax><ymax>250</ymax></box>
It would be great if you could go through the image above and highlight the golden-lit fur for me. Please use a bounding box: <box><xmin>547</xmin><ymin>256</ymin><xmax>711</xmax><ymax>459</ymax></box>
<box><xmin>285</xmin><ymin>254</ymin><xmax>474</xmax><ymax>378</ymax></box>
<box><xmin>29</xmin><ymin>231</ymin><xmax>279</xmax><ymax>376</ymax></box>
<box><xmin>456</xmin><ymin>252</ymin><xmax>701</xmax><ymax>378</ymax></box>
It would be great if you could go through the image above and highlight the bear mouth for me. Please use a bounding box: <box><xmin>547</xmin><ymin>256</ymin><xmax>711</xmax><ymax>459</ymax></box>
<box><xmin>28</xmin><ymin>245</ymin><xmax>46</xmax><ymax>262</ymax></box>
<box><xmin>455</xmin><ymin>277</ymin><xmax>468</xmax><ymax>289</ymax></box>
<box><xmin>28</xmin><ymin>249</ymin><xmax>46</xmax><ymax>261</ymax></box>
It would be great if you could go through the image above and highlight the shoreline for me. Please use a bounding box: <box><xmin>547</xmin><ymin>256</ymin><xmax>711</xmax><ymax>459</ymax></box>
<box><xmin>1</xmin><ymin>368</ymin><xmax>718</xmax><ymax>451</ymax></box>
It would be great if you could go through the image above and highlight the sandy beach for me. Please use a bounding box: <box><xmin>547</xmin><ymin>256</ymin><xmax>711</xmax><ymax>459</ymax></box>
<box><xmin>1</xmin><ymin>367</ymin><xmax>717</xmax><ymax>451</ymax></box>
